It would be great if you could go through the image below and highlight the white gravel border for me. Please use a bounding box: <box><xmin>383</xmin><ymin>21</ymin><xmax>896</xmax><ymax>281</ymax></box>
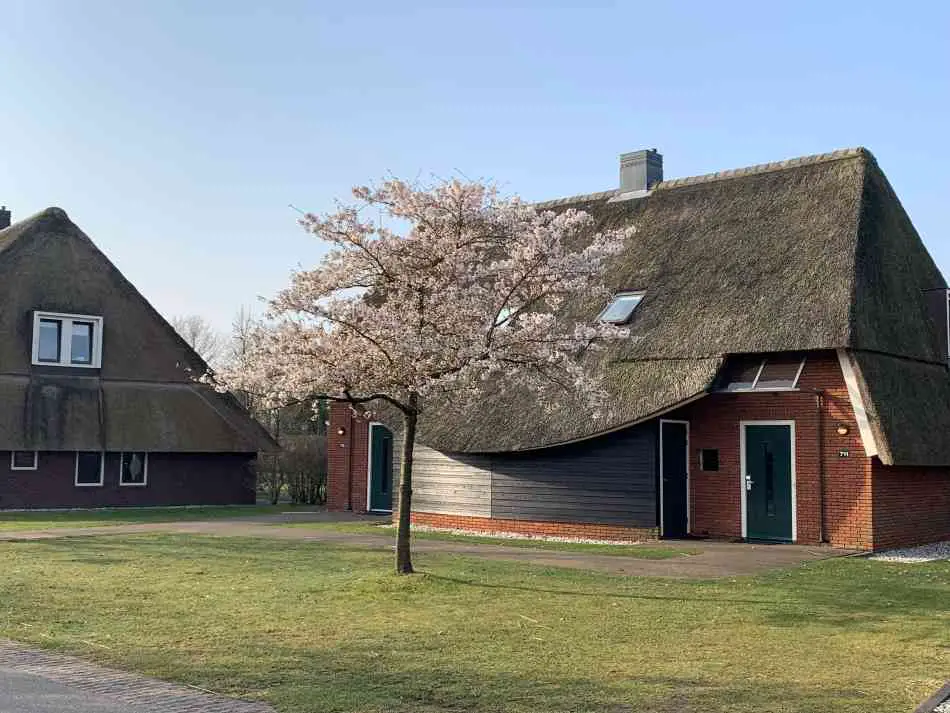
<box><xmin>407</xmin><ymin>524</ymin><xmax>649</xmax><ymax>546</ymax></box>
<box><xmin>935</xmin><ymin>698</ymin><xmax>949</xmax><ymax>713</ymax></box>
<box><xmin>868</xmin><ymin>540</ymin><xmax>950</xmax><ymax>563</ymax></box>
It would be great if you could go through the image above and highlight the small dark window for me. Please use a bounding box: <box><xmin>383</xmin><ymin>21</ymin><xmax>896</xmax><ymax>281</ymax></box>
<box><xmin>11</xmin><ymin>451</ymin><xmax>37</xmax><ymax>470</ymax></box>
<box><xmin>120</xmin><ymin>452</ymin><xmax>148</xmax><ymax>485</ymax></box>
<box><xmin>75</xmin><ymin>452</ymin><xmax>103</xmax><ymax>486</ymax></box>
<box><xmin>37</xmin><ymin>319</ymin><xmax>62</xmax><ymax>362</ymax></box>
<box><xmin>700</xmin><ymin>449</ymin><xmax>720</xmax><ymax>472</ymax></box>
<box><xmin>70</xmin><ymin>321</ymin><xmax>94</xmax><ymax>364</ymax></box>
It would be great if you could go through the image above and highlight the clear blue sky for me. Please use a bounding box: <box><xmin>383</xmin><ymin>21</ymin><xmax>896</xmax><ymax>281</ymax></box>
<box><xmin>1</xmin><ymin>1</ymin><xmax>948</xmax><ymax>332</ymax></box>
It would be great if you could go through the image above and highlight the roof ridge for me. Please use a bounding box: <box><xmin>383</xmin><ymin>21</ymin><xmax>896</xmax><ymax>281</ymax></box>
<box><xmin>534</xmin><ymin>188</ymin><xmax>618</xmax><ymax>209</ymax></box>
<box><xmin>655</xmin><ymin>147</ymin><xmax>871</xmax><ymax>190</ymax></box>
<box><xmin>533</xmin><ymin>147</ymin><xmax>873</xmax><ymax>207</ymax></box>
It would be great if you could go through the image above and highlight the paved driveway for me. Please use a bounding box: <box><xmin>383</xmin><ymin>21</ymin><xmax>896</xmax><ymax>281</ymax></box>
<box><xmin>0</xmin><ymin>640</ymin><xmax>272</xmax><ymax>712</ymax></box>
<box><xmin>0</xmin><ymin>510</ymin><xmax>859</xmax><ymax>578</ymax></box>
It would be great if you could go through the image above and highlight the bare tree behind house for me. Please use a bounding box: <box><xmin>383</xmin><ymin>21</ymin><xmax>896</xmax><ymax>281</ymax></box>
<box><xmin>170</xmin><ymin>314</ymin><xmax>225</xmax><ymax>369</ymax></box>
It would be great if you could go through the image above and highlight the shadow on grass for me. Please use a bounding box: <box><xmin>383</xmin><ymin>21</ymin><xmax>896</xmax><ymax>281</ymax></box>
<box><xmin>423</xmin><ymin>572</ymin><xmax>771</xmax><ymax>606</ymax></box>
<box><xmin>186</xmin><ymin>641</ymin><xmax>884</xmax><ymax>713</ymax></box>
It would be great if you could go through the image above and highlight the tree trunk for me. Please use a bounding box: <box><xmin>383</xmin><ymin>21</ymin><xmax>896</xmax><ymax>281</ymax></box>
<box><xmin>395</xmin><ymin>401</ymin><xmax>418</xmax><ymax>575</ymax></box>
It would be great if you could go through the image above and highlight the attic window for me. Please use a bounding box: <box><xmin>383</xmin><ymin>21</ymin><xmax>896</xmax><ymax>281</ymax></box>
<box><xmin>718</xmin><ymin>354</ymin><xmax>806</xmax><ymax>392</ymax></box>
<box><xmin>598</xmin><ymin>292</ymin><xmax>644</xmax><ymax>324</ymax></box>
<box><xmin>32</xmin><ymin>312</ymin><xmax>103</xmax><ymax>368</ymax></box>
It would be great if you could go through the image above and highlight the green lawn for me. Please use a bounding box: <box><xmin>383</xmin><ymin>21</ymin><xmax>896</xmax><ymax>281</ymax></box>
<box><xmin>277</xmin><ymin>520</ymin><xmax>698</xmax><ymax>558</ymax></box>
<box><xmin>0</xmin><ymin>535</ymin><xmax>945</xmax><ymax>712</ymax></box>
<box><xmin>0</xmin><ymin>504</ymin><xmax>303</xmax><ymax>531</ymax></box>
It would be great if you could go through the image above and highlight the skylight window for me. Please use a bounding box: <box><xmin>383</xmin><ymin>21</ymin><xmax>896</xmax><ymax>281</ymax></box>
<box><xmin>598</xmin><ymin>292</ymin><xmax>644</xmax><ymax>324</ymax></box>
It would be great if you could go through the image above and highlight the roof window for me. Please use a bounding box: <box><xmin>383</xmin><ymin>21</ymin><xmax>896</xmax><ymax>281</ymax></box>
<box><xmin>718</xmin><ymin>354</ymin><xmax>806</xmax><ymax>392</ymax></box>
<box><xmin>598</xmin><ymin>292</ymin><xmax>644</xmax><ymax>324</ymax></box>
<box><xmin>32</xmin><ymin>312</ymin><xmax>103</xmax><ymax>368</ymax></box>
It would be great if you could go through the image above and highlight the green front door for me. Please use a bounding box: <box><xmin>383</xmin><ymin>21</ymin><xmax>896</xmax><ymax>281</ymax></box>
<box><xmin>369</xmin><ymin>425</ymin><xmax>394</xmax><ymax>512</ymax></box>
<box><xmin>743</xmin><ymin>424</ymin><xmax>794</xmax><ymax>541</ymax></box>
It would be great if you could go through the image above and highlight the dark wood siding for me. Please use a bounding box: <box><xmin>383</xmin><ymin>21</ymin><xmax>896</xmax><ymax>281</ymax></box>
<box><xmin>411</xmin><ymin>422</ymin><xmax>658</xmax><ymax>527</ymax></box>
<box><xmin>410</xmin><ymin>444</ymin><xmax>492</xmax><ymax>516</ymax></box>
<box><xmin>0</xmin><ymin>451</ymin><xmax>256</xmax><ymax>508</ymax></box>
<box><xmin>489</xmin><ymin>423</ymin><xmax>657</xmax><ymax>526</ymax></box>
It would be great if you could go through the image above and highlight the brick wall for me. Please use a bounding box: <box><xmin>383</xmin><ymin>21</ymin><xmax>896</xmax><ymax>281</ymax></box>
<box><xmin>669</xmin><ymin>351</ymin><xmax>874</xmax><ymax>549</ymax></box>
<box><xmin>327</xmin><ymin>404</ymin><xmax>370</xmax><ymax>512</ymax></box>
<box><xmin>410</xmin><ymin>512</ymin><xmax>658</xmax><ymax>541</ymax></box>
<box><xmin>326</xmin><ymin>353</ymin><xmax>945</xmax><ymax>551</ymax></box>
<box><xmin>0</xmin><ymin>451</ymin><xmax>256</xmax><ymax>508</ymax></box>
<box><xmin>872</xmin><ymin>462</ymin><xmax>950</xmax><ymax>549</ymax></box>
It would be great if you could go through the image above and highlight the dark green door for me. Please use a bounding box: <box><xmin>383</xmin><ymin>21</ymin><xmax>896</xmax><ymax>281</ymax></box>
<box><xmin>369</xmin><ymin>425</ymin><xmax>394</xmax><ymax>512</ymax></box>
<box><xmin>744</xmin><ymin>424</ymin><xmax>793</xmax><ymax>541</ymax></box>
<box><xmin>660</xmin><ymin>421</ymin><xmax>689</xmax><ymax>538</ymax></box>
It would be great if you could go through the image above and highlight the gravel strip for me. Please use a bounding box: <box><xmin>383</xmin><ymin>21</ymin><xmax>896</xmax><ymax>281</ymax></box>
<box><xmin>408</xmin><ymin>524</ymin><xmax>648</xmax><ymax>546</ymax></box>
<box><xmin>935</xmin><ymin>699</ymin><xmax>950</xmax><ymax>713</ymax></box>
<box><xmin>869</xmin><ymin>540</ymin><xmax>950</xmax><ymax>563</ymax></box>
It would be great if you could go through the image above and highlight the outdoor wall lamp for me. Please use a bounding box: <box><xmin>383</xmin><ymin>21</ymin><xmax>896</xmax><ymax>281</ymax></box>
<box><xmin>337</xmin><ymin>426</ymin><xmax>346</xmax><ymax>436</ymax></box>
<box><xmin>836</xmin><ymin>424</ymin><xmax>849</xmax><ymax>436</ymax></box>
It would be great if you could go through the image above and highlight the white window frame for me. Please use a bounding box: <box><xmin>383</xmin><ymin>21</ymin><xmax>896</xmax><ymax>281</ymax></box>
<box><xmin>74</xmin><ymin>451</ymin><xmax>105</xmax><ymax>487</ymax></box>
<box><xmin>119</xmin><ymin>452</ymin><xmax>149</xmax><ymax>487</ymax></box>
<box><xmin>597</xmin><ymin>291</ymin><xmax>645</xmax><ymax>324</ymax></box>
<box><xmin>10</xmin><ymin>451</ymin><xmax>38</xmax><ymax>471</ymax></box>
<box><xmin>32</xmin><ymin>312</ymin><xmax>104</xmax><ymax>369</ymax></box>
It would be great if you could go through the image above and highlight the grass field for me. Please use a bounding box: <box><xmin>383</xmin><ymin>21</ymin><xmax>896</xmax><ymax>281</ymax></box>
<box><xmin>0</xmin><ymin>534</ymin><xmax>945</xmax><ymax>712</ymax></box>
<box><xmin>0</xmin><ymin>504</ymin><xmax>300</xmax><ymax>531</ymax></box>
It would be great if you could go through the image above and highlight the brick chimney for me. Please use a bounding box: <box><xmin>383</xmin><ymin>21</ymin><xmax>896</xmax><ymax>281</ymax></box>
<box><xmin>619</xmin><ymin>149</ymin><xmax>663</xmax><ymax>194</ymax></box>
<box><xmin>0</xmin><ymin>206</ymin><xmax>9</xmax><ymax>230</ymax></box>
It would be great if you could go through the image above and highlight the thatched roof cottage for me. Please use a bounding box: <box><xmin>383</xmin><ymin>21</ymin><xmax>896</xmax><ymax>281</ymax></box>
<box><xmin>0</xmin><ymin>207</ymin><xmax>275</xmax><ymax>507</ymax></box>
<box><xmin>327</xmin><ymin>147</ymin><xmax>950</xmax><ymax>551</ymax></box>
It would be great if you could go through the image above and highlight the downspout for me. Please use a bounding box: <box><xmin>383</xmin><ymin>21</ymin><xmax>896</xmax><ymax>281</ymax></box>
<box><xmin>814</xmin><ymin>389</ymin><xmax>827</xmax><ymax>544</ymax></box>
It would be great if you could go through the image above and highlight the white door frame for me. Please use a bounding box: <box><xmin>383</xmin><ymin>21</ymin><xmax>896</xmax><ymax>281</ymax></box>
<box><xmin>739</xmin><ymin>420</ymin><xmax>796</xmax><ymax>541</ymax></box>
<box><xmin>366</xmin><ymin>422</ymin><xmax>393</xmax><ymax>514</ymax></box>
<box><xmin>658</xmin><ymin>419</ymin><xmax>690</xmax><ymax>537</ymax></box>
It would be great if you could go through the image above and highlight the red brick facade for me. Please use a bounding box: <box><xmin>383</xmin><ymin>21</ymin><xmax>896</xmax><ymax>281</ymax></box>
<box><xmin>327</xmin><ymin>352</ymin><xmax>950</xmax><ymax>550</ymax></box>
<box><xmin>327</xmin><ymin>406</ymin><xmax>370</xmax><ymax>512</ymax></box>
<box><xmin>872</xmin><ymin>462</ymin><xmax>950</xmax><ymax>549</ymax></box>
<box><xmin>410</xmin><ymin>512</ymin><xmax>657</xmax><ymax>540</ymax></box>
<box><xmin>669</xmin><ymin>350</ymin><xmax>874</xmax><ymax>549</ymax></box>
<box><xmin>0</xmin><ymin>452</ymin><xmax>256</xmax><ymax>508</ymax></box>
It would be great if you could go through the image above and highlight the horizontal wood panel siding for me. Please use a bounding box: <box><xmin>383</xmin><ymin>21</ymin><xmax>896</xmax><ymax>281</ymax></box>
<box><xmin>488</xmin><ymin>423</ymin><xmax>657</xmax><ymax>526</ymax></box>
<box><xmin>411</xmin><ymin>444</ymin><xmax>491</xmax><ymax>516</ymax></box>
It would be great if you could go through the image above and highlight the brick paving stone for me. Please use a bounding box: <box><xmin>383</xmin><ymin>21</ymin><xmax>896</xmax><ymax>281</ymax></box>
<box><xmin>0</xmin><ymin>640</ymin><xmax>274</xmax><ymax>712</ymax></box>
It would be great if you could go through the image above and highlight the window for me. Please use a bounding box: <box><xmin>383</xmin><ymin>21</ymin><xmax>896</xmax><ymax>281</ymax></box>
<box><xmin>598</xmin><ymin>292</ymin><xmax>644</xmax><ymax>324</ymax></box>
<box><xmin>10</xmin><ymin>451</ymin><xmax>37</xmax><ymax>471</ymax></box>
<box><xmin>717</xmin><ymin>354</ymin><xmax>806</xmax><ymax>392</ymax></box>
<box><xmin>37</xmin><ymin>319</ymin><xmax>62</xmax><ymax>362</ymax></box>
<box><xmin>75</xmin><ymin>452</ymin><xmax>104</xmax><ymax>486</ymax></box>
<box><xmin>32</xmin><ymin>312</ymin><xmax>103</xmax><ymax>368</ymax></box>
<box><xmin>699</xmin><ymin>449</ymin><xmax>720</xmax><ymax>472</ymax></box>
<box><xmin>119</xmin><ymin>452</ymin><xmax>148</xmax><ymax>486</ymax></box>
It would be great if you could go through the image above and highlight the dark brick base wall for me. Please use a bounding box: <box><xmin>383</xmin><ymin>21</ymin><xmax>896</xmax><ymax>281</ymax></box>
<box><xmin>0</xmin><ymin>451</ymin><xmax>257</xmax><ymax>508</ymax></box>
<box><xmin>872</xmin><ymin>462</ymin><xmax>950</xmax><ymax>549</ymax></box>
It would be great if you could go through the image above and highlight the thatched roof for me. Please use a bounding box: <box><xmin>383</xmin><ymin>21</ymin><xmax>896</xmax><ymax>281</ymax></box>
<box><xmin>0</xmin><ymin>208</ymin><xmax>277</xmax><ymax>453</ymax></box>
<box><xmin>417</xmin><ymin>148</ymin><xmax>950</xmax><ymax>464</ymax></box>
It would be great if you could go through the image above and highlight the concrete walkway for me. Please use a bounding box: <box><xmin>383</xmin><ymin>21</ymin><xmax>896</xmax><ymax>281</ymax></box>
<box><xmin>0</xmin><ymin>511</ymin><xmax>858</xmax><ymax>578</ymax></box>
<box><xmin>0</xmin><ymin>640</ymin><xmax>272</xmax><ymax>712</ymax></box>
